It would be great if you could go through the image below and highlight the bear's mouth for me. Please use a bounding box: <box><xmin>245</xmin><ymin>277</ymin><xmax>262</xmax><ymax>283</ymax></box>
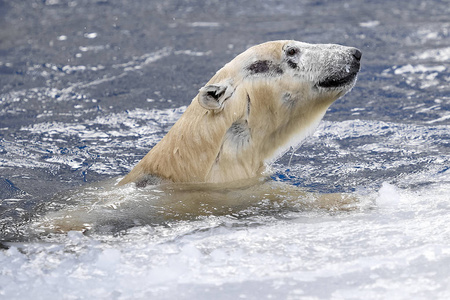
<box><xmin>317</xmin><ymin>62</ymin><xmax>360</xmax><ymax>88</ymax></box>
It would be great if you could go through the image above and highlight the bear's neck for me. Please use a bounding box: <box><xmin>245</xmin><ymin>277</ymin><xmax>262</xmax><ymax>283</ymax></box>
<box><xmin>119</xmin><ymin>93</ymin><xmax>332</xmax><ymax>185</ymax></box>
<box><xmin>120</xmin><ymin>102</ymin><xmax>241</xmax><ymax>184</ymax></box>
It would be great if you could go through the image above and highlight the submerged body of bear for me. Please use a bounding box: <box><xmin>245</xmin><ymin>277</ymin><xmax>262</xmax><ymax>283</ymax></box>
<box><xmin>119</xmin><ymin>40</ymin><xmax>361</xmax><ymax>186</ymax></box>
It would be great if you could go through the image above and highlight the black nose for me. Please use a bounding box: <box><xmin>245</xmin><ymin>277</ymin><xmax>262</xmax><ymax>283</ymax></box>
<box><xmin>352</xmin><ymin>48</ymin><xmax>362</xmax><ymax>61</ymax></box>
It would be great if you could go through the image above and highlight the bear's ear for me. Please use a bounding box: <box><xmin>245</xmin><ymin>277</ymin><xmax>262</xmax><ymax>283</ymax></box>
<box><xmin>198</xmin><ymin>82</ymin><xmax>234</xmax><ymax>112</ymax></box>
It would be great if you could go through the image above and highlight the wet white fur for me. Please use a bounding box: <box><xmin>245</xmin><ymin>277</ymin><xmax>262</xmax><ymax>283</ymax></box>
<box><xmin>119</xmin><ymin>40</ymin><xmax>358</xmax><ymax>185</ymax></box>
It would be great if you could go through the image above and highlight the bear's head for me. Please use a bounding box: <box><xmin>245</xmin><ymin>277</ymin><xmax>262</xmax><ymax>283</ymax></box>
<box><xmin>197</xmin><ymin>40</ymin><xmax>361</xmax><ymax>182</ymax></box>
<box><xmin>119</xmin><ymin>40</ymin><xmax>361</xmax><ymax>185</ymax></box>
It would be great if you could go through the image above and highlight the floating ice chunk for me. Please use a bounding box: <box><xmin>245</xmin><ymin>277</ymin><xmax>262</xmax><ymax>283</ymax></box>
<box><xmin>62</xmin><ymin>65</ymin><xmax>87</xmax><ymax>73</ymax></box>
<box><xmin>84</xmin><ymin>32</ymin><xmax>98</xmax><ymax>39</ymax></box>
<box><xmin>44</xmin><ymin>0</ymin><xmax>60</xmax><ymax>5</ymax></box>
<box><xmin>359</xmin><ymin>20</ymin><xmax>380</xmax><ymax>28</ymax></box>
<box><xmin>376</xmin><ymin>182</ymin><xmax>401</xmax><ymax>207</ymax></box>
<box><xmin>393</xmin><ymin>64</ymin><xmax>446</xmax><ymax>75</ymax></box>
<box><xmin>415</xmin><ymin>47</ymin><xmax>450</xmax><ymax>62</ymax></box>
<box><xmin>189</xmin><ymin>22</ymin><xmax>220</xmax><ymax>27</ymax></box>
<box><xmin>426</xmin><ymin>114</ymin><xmax>450</xmax><ymax>124</ymax></box>
<box><xmin>174</xmin><ymin>50</ymin><xmax>212</xmax><ymax>57</ymax></box>
<box><xmin>79</xmin><ymin>45</ymin><xmax>106</xmax><ymax>52</ymax></box>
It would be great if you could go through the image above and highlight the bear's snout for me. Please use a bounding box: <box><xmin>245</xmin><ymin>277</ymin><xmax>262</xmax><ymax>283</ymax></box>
<box><xmin>316</xmin><ymin>47</ymin><xmax>361</xmax><ymax>89</ymax></box>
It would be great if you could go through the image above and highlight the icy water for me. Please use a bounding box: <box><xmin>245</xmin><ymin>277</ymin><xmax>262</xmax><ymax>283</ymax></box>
<box><xmin>1</xmin><ymin>0</ymin><xmax>450</xmax><ymax>299</ymax></box>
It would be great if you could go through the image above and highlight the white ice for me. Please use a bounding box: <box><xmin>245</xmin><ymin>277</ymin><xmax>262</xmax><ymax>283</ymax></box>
<box><xmin>1</xmin><ymin>180</ymin><xmax>450</xmax><ymax>300</ymax></box>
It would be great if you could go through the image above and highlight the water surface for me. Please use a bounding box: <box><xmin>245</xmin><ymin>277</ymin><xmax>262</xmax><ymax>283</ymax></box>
<box><xmin>1</xmin><ymin>0</ymin><xmax>450</xmax><ymax>299</ymax></box>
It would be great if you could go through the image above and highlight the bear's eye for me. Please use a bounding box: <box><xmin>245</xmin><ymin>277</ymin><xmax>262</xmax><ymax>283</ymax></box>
<box><xmin>286</xmin><ymin>47</ymin><xmax>299</xmax><ymax>56</ymax></box>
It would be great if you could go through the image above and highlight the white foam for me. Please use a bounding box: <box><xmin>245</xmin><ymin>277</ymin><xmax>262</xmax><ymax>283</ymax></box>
<box><xmin>393</xmin><ymin>64</ymin><xmax>446</xmax><ymax>75</ymax></box>
<box><xmin>2</xmin><ymin>180</ymin><xmax>450</xmax><ymax>300</ymax></box>
<box><xmin>376</xmin><ymin>182</ymin><xmax>401</xmax><ymax>207</ymax></box>
<box><xmin>414</xmin><ymin>47</ymin><xmax>450</xmax><ymax>62</ymax></box>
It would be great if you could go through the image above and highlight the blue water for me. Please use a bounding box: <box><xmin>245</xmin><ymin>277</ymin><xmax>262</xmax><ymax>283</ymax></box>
<box><xmin>1</xmin><ymin>0</ymin><xmax>450</xmax><ymax>299</ymax></box>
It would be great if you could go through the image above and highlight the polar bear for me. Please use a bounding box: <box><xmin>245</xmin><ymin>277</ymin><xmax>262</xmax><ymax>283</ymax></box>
<box><xmin>119</xmin><ymin>40</ymin><xmax>361</xmax><ymax>186</ymax></box>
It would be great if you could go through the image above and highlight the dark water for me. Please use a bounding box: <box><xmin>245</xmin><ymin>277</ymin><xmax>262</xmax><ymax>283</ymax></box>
<box><xmin>1</xmin><ymin>0</ymin><xmax>448</xmax><ymax>200</ymax></box>
<box><xmin>0</xmin><ymin>1</ymin><xmax>450</xmax><ymax>299</ymax></box>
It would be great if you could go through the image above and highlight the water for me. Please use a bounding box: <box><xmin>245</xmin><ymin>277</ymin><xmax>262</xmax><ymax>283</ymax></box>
<box><xmin>1</xmin><ymin>0</ymin><xmax>450</xmax><ymax>299</ymax></box>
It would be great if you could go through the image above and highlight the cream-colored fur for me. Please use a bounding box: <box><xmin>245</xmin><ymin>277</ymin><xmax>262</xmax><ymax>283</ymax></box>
<box><xmin>35</xmin><ymin>178</ymin><xmax>365</xmax><ymax>234</ymax></box>
<box><xmin>119</xmin><ymin>40</ymin><xmax>361</xmax><ymax>185</ymax></box>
